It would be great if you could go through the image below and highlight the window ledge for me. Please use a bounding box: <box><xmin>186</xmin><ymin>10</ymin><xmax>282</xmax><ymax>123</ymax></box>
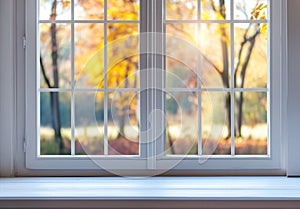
<box><xmin>1</xmin><ymin>177</ymin><xmax>300</xmax><ymax>208</ymax></box>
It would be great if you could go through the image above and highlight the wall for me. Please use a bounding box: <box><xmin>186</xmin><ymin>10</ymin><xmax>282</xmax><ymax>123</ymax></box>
<box><xmin>0</xmin><ymin>0</ymin><xmax>16</xmax><ymax>177</ymax></box>
<box><xmin>287</xmin><ymin>0</ymin><xmax>300</xmax><ymax>176</ymax></box>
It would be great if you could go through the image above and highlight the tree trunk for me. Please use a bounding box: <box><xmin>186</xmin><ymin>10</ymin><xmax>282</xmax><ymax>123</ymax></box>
<box><xmin>236</xmin><ymin>33</ymin><xmax>258</xmax><ymax>137</ymax></box>
<box><xmin>118</xmin><ymin>109</ymin><xmax>126</xmax><ymax>138</ymax></box>
<box><xmin>50</xmin><ymin>0</ymin><xmax>64</xmax><ymax>152</ymax></box>
<box><xmin>236</xmin><ymin>91</ymin><xmax>244</xmax><ymax>137</ymax></box>
<box><xmin>167</xmin><ymin>124</ymin><xmax>175</xmax><ymax>154</ymax></box>
<box><xmin>117</xmin><ymin>60</ymin><xmax>130</xmax><ymax>139</ymax></box>
<box><xmin>225</xmin><ymin>93</ymin><xmax>231</xmax><ymax>139</ymax></box>
<box><xmin>220</xmin><ymin>26</ymin><xmax>231</xmax><ymax>139</ymax></box>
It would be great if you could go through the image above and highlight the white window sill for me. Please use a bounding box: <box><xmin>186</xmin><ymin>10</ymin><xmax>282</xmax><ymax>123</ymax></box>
<box><xmin>1</xmin><ymin>177</ymin><xmax>300</xmax><ymax>208</ymax></box>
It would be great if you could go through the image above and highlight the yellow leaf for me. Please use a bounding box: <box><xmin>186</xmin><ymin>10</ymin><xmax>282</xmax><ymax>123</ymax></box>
<box><xmin>62</xmin><ymin>0</ymin><xmax>70</xmax><ymax>9</ymax></box>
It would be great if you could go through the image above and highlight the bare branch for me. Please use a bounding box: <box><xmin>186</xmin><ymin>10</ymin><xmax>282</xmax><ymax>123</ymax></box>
<box><xmin>168</xmin><ymin>24</ymin><xmax>223</xmax><ymax>76</ymax></box>
<box><xmin>201</xmin><ymin>54</ymin><xmax>223</xmax><ymax>75</ymax></box>
<box><xmin>40</xmin><ymin>56</ymin><xmax>52</xmax><ymax>88</ymax></box>
<box><xmin>234</xmin><ymin>24</ymin><xmax>260</xmax><ymax>87</ymax></box>
<box><xmin>210</xmin><ymin>0</ymin><xmax>217</xmax><ymax>12</ymax></box>
<box><xmin>239</xmin><ymin>30</ymin><xmax>259</xmax><ymax>88</ymax></box>
<box><xmin>168</xmin><ymin>24</ymin><xmax>194</xmax><ymax>41</ymax></box>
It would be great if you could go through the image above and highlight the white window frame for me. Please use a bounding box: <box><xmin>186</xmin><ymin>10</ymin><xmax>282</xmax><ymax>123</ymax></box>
<box><xmin>24</xmin><ymin>0</ymin><xmax>286</xmax><ymax>174</ymax></box>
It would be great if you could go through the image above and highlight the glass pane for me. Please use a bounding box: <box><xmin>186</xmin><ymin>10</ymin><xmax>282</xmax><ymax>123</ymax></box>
<box><xmin>234</xmin><ymin>23</ymin><xmax>268</xmax><ymax>88</ymax></box>
<box><xmin>40</xmin><ymin>92</ymin><xmax>71</xmax><ymax>155</ymax></box>
<box><xmin>165</xmin><ymin>0</ymin><xmax>198</xmax><ymax>20</ymax></box>
<box><xmin>234</xmin><ymin>0</ymin><xmax>268</xmax><ymax>20</ymax></box>
<box><xmin>166</xmin><ymin>92</ymin><xmax>198</xmax><ymax>155</ymax></box>
<box><xmin>40</xmin><ymin>23</ymin><xmax>71</xmax><ymax>88</ymax></box>
<box><xmin>166</xmin><ymin>58</ymin><xmax>198</xmax><ymax>88</ymax></box>
<box><xmin>166</xmin><ymin>23</ymin><xmax>198</xmax><ymax>88</ymax></box>
<box><xmin>39</xmin><ymin>0</ymin><xmax>71</xmax><ymax>20</ymax></box>
<box><xmin>199</xmin><ymin>24</ymin><xmax>230</xmax><ymax>88</ymax></box>
<box><xmin>201</xmin><ymin>0</ymin><xmax>230</xmax><ymax>20</ymax></box>
<box><xmin>74</xmin><ymin>23</ymin><xmax>105</xmax><ymax>88</ymax></box>
<box><xmin>75</xmin><ymin>0</ymin><xmax>104</xmax><ymax>20</ymax></box>
<box><xmin>107</xmin><ymin>0</ymin><xmax>139</xmax><ymax>20</ymax></box>
<box><xmin>166</xmin><ymin>23</ymin><xmax>197</xmax><ymax>45</ymax></box>
<box><xmin>108</xmin><ymin>92</ymin><xmax>139</xmax><ymax>155</ymax></box>
<box><xmin>107</xmin><ymin>23</ymin><xmax>139</xmax><ymax>88</ymax></box>
<box><xmin>75</xmin><ymin>92</ymin><xmax>104</xmax><ymax>155</ymax></box>
<box><xmin>235</xmin><ymin>92</ymin><xmax>268</xmax><ymax>155</ymax></box>
<box><xmin>202</xmin><ymin>92</ymin><xmax>230</xmax><ymax>155</ymax></box>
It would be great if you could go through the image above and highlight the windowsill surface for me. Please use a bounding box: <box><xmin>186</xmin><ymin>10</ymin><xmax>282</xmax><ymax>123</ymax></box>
<box><xmin>1</xmin><ymin>176</ymin><xmax>300</xmax><ymax>200</ymax></box>
<box><xmin>1</xmin><ymin>177</ymin><xmax>300</xmax><ymax>208</ymax></box>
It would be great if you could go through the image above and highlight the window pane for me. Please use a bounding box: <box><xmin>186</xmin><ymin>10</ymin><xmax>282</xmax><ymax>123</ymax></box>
<box><xmin>108</xmin><ymin>92</ymin><xmax>139</xmax><ymax>155</ymax></box>
<box><xmin>234</xmin><ymin>23</ymin><xmax>268</xmax><ymax>88</ymax></box>
<box><xmin>199</xmin><ymin>24</ymin><xmax>231</xmax><ymax>88</ymax></box>
<box><xmin>39</xmin><ymin>0</ymin><xmax>71</xmax><ymax>20</ymax></box>
<box><xmin>166</xmin><ymin>58</ymin><xmax>198</xmax><ymax>88</ymax></box>
<box><xmin>107</xmin><ymin>23</ymin><xmax>139</xmax><ymax>88</ymax></box>
<box><xmin>75</xmin><ymin>92</ymin><xmax>104</xmax><ymax>155</ymax></box>
<box><xmin>75</xmin><ymin>0</ymin><xmax>104</xmax><ymax>20</ymax></box>
<box><xmin>74</xmin><ymin>23</ymin><xmax>105</xmax><ymax>88</ymax></box>
<box><xmin>235</xmin><ymin>92</ymin><xmax>268</xmax><ymax>155</ymax></box>
<box><xmin>40</xmin><ymin>92</ymin><xmax>71</xmax><ymax>155</ymax></box>
<box><xmin>40</xmin><ymin>23</ymin><xmax>71</xmax><ymax>89</ymax></box>
<box><xmin>202</xmin><ymin>92</ymin><xmax>230</xmax><ymax>155</ymax></box>
<box><xmin>165</xmin><ymin>0</ymin><xmax>198</xmax><ymax>20</ymax></box>
<box><xmin>234</xmin><ymin>0</ymin><xmax>267</xmax><ymax>20</ymax></box>
<box><xmin>166</xmin><ymin>23</ymin><xmax>198</xmax><ymax>88</ymax></box>
<box><xmin>166</xmin><ymin>92</ymin><xmax>198</xmax><ymax>155</ymax></box>
<box><xmin>201</xmin><ymin>0</ymin><xmax>230</xmax><ymax>20</ymax></box>
<box><xmin>166</xmin><ymin>23</ymin><xmax>197</xmax><ymax>45</ymax></box>
<box><xmin>107</xmin><ymin>0</ymin><xmax>139</xmax><ymax>20</ymax></box>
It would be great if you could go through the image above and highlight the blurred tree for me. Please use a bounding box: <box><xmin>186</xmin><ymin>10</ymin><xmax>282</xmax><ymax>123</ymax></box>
<box><xmin>40</xmin><ymin>0</ymin><xmax>70</xmax><ymax>153</ymax></box>
<box><xmin>40</xmin><ymin>0</ymin><xmax>139</xmax><ymax>153</ymax></box>
<box><xmin>39</xmin><ymin>0</ymin><xmax>267</xmax><ymax>155</ymax></box>
<box><xmin>168</xmin><ymin>0</ymin><xmax>267</xmax><ymax>138</ymax></box>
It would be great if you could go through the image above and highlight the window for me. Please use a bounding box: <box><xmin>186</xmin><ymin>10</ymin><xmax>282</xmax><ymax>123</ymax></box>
<box><xmin>25</xmin><ymin>0</ymin><xmax>284</xmax><ymax>173</ymax></box>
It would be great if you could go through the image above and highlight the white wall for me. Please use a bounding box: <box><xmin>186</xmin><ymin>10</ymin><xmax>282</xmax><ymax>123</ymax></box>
<box><xmin>0</xmin><ymin>0</ymin><xmax>16</xmax><ymax>177</ymax></box>
<box><xmin>287</xmin><ymin>0</ymin><xmax>300</xmax><ymax>176</ymax></box>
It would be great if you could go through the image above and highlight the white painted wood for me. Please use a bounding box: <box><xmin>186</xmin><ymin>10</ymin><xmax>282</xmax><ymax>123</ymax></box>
<box><xmin>0</xmin><ymin>0</ymin><xmax>16</xmax><ymax>177</ymax></box>
<box><xmin>1</xmin><ymin>177</ymin><xmax>300</xmax><ymax>208</ymax></box>
<box><xmin>1</xmin><ymin>177</ymin><xmax>300</xmax><ymax>200</ymax></box>
<box><xmin>23</xmin><ymin>0</ymin><xmax>286</xmax><ymax>172</ymax></box>
<box><xmin>287</xmin><ymin>0</ymin><xmax>300</xmax><ymax>177</ymax></box>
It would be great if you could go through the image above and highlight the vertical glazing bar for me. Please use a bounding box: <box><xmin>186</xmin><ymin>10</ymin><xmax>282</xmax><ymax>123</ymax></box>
<box><xmin>151</xmin><ymin>0</ymin><xmax>157</xmax><ymax>168</ymax></box>
<box><xmin>104</xmin><ymin>0</ymin><xmax>108</xmax><ymax>156</ymax></box>
<box><xmin>147</xmin><ymin>0</ymin><xmax>153</xmax><ymax>168</ymax></box>
<box><xmin>155</xmin><ymin>0</ymin><xmax>164</xmax><ymax>157</ymax></box>
<box><xmin>162</xmin><ymin>0</ymin><xmax>166</xmax><ymax>156</ymax></box>
<box><xmin>147</xmin><ymin>0</ymin><xmax>158</xmax><ymax>169</ymax></box>
<box><xmin>197</xmin><ymin>0</ymin><xmax>201</xmax><ymax>20</ymax></box>
<box><xmin>267</xmin><ymin>0</ymin><xmax>271</xmax><ymax>156</ymax></box>
<box><xmin>197</xmin><ymin>0</ymin><xmax>202</xmax><ymax>156</ymax></box>
<box><xmin>71</xmin><ymin>0</ymin><xmax>75</xmax><ymax>156</ymax></box>
<box><xmin>140</xmin><ymin>0</ymin><xmax>148</xmax><ymax>158</ymax></box>
<box><xmin>230</xmin><ymin>0</ymin><xmax>235</xmax><ymax>156</ymax></box>
<box><xmin>37</xmin><ymin>0</ymin><xmax>41</xmax><ymax>156</ymax></box>
<box><xmin>153</xmin><ymin>0</ymin><xmax>157</xmax><ymax>163</ymax></box>
<box><xmin>146</xmin><ymin>0</ymin><xmax>151</xmax><ymax>168</ymax></box>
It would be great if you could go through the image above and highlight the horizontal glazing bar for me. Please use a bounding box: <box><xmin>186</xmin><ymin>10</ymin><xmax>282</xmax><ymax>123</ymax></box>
<box><xmin>163</xmin><ymin>88</ymin><xmax>269</xmax><ymax>92</ymax></box>
<box><xmin>39</xmin><ymin>88</ymin><xmax>269</xmax><ymax>93</ymax></box>
<box><xmin>39</xmin><ymin>20</ymin><xmax>140</xmax><ymax>24</ymax></box>
<box><xmin>164</xmin><ymin>20</ymin><xmax>268</xmax><ymax>24</ymax></box>
<box><xmin>39</xmin><ymin>88</ymin><xmax>140</xmax><ymax>92</ymax></box>
<box><xmin>37</xmin><ymin>155</ymin><xmax>270</xmax><ymax>159</ymax></box>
